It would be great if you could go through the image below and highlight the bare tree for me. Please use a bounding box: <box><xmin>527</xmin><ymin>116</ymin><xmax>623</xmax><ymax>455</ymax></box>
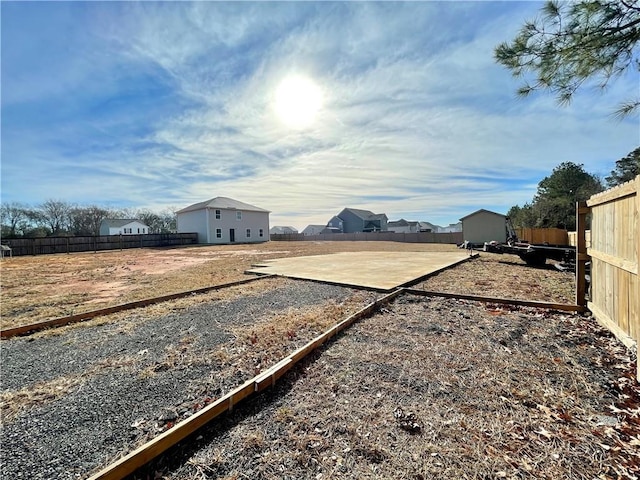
<box><xmin>1</xmin><ymin>202</ymin><xmax>28</xmax><ymax>237</ymax></box>
<box><xmin>39</xmin><ymin>199</ymin><xmax>73</xmax><ymax>235</ymax></box>
<box><xmin>69</xmin><ymin>205</ymin><xmax>112</xmax><ymax>235</ymax></box>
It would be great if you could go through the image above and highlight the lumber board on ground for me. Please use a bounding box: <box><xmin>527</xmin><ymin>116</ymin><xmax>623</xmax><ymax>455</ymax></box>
<box><xmin>86</xmin><ymin>289</ymin><xmax>402</xmax><ymax>480</ymax></box>
<box><xmin>403</xmin><ymin>288</ymin><xmax>586</xmax><ymax>312</ymax></box>
<box><xmin>0</xmin><ymin>276</ymin><xmax>271</xmax><ymax>339</ymax></box>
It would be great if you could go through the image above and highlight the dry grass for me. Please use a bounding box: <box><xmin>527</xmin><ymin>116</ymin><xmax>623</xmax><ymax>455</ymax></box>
<box><xmin>162</xmin><ymin>296</ymin><xmax>639</xmax><ymax>480</ymax></box>
<box><xmin>0</xmin><ymin>241</ymin><xmax>457</xmax><ymax>329</ymax></box>
<box><xmin>2</xmin><ymin>241</ymin><xmax>637</xmax><ymax>479</ymax></box>
<box><xmin>416</xmin><ymin>254</ymin><xmax>575</xmax><ymax>304</ymax></box>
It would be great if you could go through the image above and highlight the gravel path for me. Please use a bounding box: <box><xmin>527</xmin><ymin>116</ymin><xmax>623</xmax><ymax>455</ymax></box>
<box><xmin>0</xmin><ymin>280</ymin><xmax>366</xmax><ymax>479</ymax></box>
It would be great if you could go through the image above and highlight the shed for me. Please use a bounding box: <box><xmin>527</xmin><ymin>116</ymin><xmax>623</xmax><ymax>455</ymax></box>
<box><xmin>459</xmin><ymin>209</ymin><xmax>507</xmax><ymax>244</ymax></box>
<box><xmin>176</xmin><ymin>197</ymin><xmax>270</xmax><ymax>244</ymax></box>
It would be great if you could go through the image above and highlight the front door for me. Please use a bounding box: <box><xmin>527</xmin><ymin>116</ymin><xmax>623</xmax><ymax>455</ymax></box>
<box><xmin>229</xmin><ymin>228</ymin><xmax>235</xmax><ymax>242</ymax></box>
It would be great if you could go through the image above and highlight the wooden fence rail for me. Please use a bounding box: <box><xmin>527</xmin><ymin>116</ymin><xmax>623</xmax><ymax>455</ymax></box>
<box><xmin>0</xmin><ymin>233</ymin><xmax>198</xmax><ymax>256</ymax></box>
<box><xmin>585</xmin><ymin>175</ymin><xmax>639</xmax><ymax>380</ymax></box>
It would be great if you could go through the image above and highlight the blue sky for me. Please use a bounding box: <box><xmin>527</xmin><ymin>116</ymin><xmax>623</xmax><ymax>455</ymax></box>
<box><xmin>2</xmin><ymin>1</ymin><xmax>638</xmax><ymax>230</ymax></box>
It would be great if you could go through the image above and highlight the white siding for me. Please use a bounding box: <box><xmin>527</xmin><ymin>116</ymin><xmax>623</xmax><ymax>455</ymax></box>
<box><xmin>177</xmin><ymin>208</ymin><xmax>269</xmax><ymax>244</ymax></box>
<box><xmin>102</xmin><ymin>221</ymin><xmax>151</xmax><ymax>235</ymax></box>
<box><xmin>177</xmin><ymin>209</ymin><xmax>209</xmax><ymax>243</ymax></box>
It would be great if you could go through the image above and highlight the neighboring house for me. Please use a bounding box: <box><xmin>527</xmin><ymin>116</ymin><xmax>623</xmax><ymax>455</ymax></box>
<box><xmin>176</xmin><ymin>197</ymin><xmax>270</xmax><ymax>244</ymax></box>
<box><xmin>418</xmin><ymin>221</ymin><xmax>438</xmax><ymax>232</ymax></box>
<box><xmin>330</xmin><ymin>208</ymin><xmax>388</xmax><ymax>233</ymax></box>
<box><xmin>440</xmin><ymin>222</ymin><xmax>463</xmax><ymax>233</ymax></box>
<box><xmin>270</xmin><ymin>226</ymin><xmax>298</xmax><ymax>235</ymax></box>
<box><xmin>302</xmin><ymin>225</ymin><xmax>326</xmax><ymax>236</ymax></box>
<box><xmin>459</xmin><ymin>209</ymin><xmax>506</xmax><ymax>244</ymax></box>
<box><xmin>99</xmin><ymin>219</ymin><xmax>151</xmax><ymax>236</ymax></box>
<box><xmin>325</xmin><ymin>215</ymin><xmax>344</xmax><ymax>233</ymax></box>
<box><xmin>387</xmin><ymin>219</ymin><xmax>420</xmax><ymax>233</ymax></box>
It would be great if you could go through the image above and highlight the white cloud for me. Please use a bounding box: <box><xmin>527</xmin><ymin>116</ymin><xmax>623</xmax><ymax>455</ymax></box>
<box><xmin>2</xmin><ymin>2</ymin><xmax>637</xmax><ymax>230</ymax></box>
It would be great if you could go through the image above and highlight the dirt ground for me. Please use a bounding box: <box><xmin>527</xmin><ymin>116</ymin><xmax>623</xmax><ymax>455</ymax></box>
<box><xmin>147</xmin><ymin>296</ymin><xmax>639</xmax><ymax>480</ymax></box>
<box><xmin>0</xmin><ymin>241</ymin><xmax>573</xmax><ymax>330</ymax></box>
<box><xmin>0</xmin><ymin>241</ymin><xmax>638</xmax><ymax>479</ymax></box>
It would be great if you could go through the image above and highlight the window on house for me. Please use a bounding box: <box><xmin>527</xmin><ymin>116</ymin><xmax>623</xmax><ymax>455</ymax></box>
<box><xmin>215</xmin><ymin>209</ymin><xmax>221</xmax><ymax>220</ymax></box>
<box><xmin>137</xmin><ymin>228</ymin><xmax>140</xmax><ymax>233</ymax></box>
<box><xmin>259</xmin><ymin>229</ymin><xmax>263</xmax><ymax>237</ymax></box>
<box><xmin>246</xmin><ymin>228</ymin><xmax>251</xmax><ymax>238</ymax></box>
<box><xmin>236</xmin><ymin>211</ymin><xmax>242</xmax><ymax>220</ymax></box>
<box><xmin>216</xmin><ymin>228</ymin><xmax>222</xmax><ymax>238</ymax></box>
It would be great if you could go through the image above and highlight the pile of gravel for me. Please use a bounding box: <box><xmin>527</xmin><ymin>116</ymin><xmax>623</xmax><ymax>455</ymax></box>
<box><xmin>0</xmin><ymin>280</ymin><xmax>362</xmax><ymax>479</ymax></box>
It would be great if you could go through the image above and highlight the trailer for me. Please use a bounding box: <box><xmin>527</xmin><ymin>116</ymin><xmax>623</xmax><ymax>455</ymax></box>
<box><xmin>483</xmin><ymin>241</ymin><xmax>576</xmax><ymax>267</ymax></box>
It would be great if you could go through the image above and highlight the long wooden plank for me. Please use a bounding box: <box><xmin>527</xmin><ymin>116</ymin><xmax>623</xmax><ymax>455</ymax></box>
<box><xmin>587</xmin><ymin>248</ymin><xmax>638</xmax><ymax>275</ymax></box>
<box><xmin>403</xmin><ymin>288</ymin><xmax>586</xmax><ymax>312</ymax></box>
<box><xmin>86</xmin><ymin>289</ymin><xmax>402</xmax><ymax>480</ymax></box>
<box><xmin>1</xmin><ymin>276</ymin><xmax>272</xmax><ymax>339</ymax></box>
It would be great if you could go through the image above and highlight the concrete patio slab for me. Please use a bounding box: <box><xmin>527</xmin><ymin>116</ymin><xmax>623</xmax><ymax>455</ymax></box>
<box><xmin>246</xmin><ymin>251</ymin><xmax>474</xmax><ymax>290</ymax></box>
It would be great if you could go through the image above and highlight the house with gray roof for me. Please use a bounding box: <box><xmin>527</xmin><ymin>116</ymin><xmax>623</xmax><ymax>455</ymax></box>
<box><xmin>388</xmin><ymin>218</ymin><xmax>420</xmax><ymax>233</ymax></box>
<box><xmin>329</xmin><ymin>208</ymin><xmax>388</xmax><ymax>233</ymax></box>
<box><xmin>302</xmin><ymin>224</ymin><xmax>326</xmax><ymax>236</ymax></box>
<box><xmin>99</xmin><ymin>219</ymin><xmax>151</xmax><ymax>235</ymax></box>
<box><xmin>176</xmin><ymin>197</ymin><xmax>270</xmax><ymax>244</ymax></box>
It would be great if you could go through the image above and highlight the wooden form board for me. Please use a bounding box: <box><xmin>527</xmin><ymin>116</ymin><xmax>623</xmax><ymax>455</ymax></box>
<box><xmin>0</xmin><ymin>276</ymin><xmax>271</xmax><ymax>339</ymax></box>
<box><xmin>86</xmin><ymin>289</ymin><xmax>403</xmax><ymax>480</ymax></box>
<box><xmin>586</xmin><ymin>175</ymin><xmax>639</xmax><ymax>380</ymax></box>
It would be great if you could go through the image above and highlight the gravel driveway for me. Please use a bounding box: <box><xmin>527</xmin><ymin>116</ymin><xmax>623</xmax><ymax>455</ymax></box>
<box><xmin>0</xmin><ymin>279</ymin><xmax>368</xmax><ymax>479</ymax></box>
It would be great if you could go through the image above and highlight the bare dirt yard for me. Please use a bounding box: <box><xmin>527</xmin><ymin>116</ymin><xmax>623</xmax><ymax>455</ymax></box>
<box><xmin>1</xmin><ymin>241</ymin><xmax>572</xmax><ymax>330</ymax></box>
<box><xmin>0</xmin><ymin>241</ymin><xmax>638</xmax><ymax>479</ymax></box>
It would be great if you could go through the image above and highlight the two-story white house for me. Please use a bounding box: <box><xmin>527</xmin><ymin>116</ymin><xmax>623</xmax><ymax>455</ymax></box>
<box><xmin>99</xmin><ymin>219</ymin><xmax>151</xmax><ymax>235</ymax></box>
<box><xmin>176</xmin><ymin>197</ymin><xmax>270</xmax><ymax>244</ymax></box>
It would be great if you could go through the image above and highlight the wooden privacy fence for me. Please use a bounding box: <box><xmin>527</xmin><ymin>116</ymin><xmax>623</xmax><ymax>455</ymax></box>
<box><xmin>568</xmin><ymin>230</ymin><xmax>591</xmax><ymax>248</ymax></box>
<box><xmin>271</xmin><ymin>231</ymin><xmax>464</xmax><ymax>244</ymax></box>
<box><xmin>515</xmin><ymin>228</ymin><xmax>569</xmax><ymax>245</ymax></box>
<box><xmin>584</xmin><ymin>175</ymin><xmax>638</xmax><ymax>379</ymax></box>
<box><xmin>1</xmin><ymin>233</ymin><xmax>198</xmax><ymax>256</ymax></box>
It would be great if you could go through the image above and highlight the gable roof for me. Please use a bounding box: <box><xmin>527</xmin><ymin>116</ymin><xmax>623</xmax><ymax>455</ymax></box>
<box><xmin>459</xmin><ymin>209</ymin><xmax>506</xmax><ymax>221</ymax></box>
<box><xmin>100</xmin><ymin>219</ymin><xmax>148</xmax><ymax>228</ymax></box>
<box><xmin>388</xmin><ymin>219</ymin><xmax>409</xmax><ymax>227</ymax></box>
<box><xmin>177</xmin><ymin>197</ymin><xmax>270</xmax><ymax>214</ymax></box>
<box><xmin>340</xmin><ymin>208</ymin><xmax>385</xmax><ymax>221</ymax></box>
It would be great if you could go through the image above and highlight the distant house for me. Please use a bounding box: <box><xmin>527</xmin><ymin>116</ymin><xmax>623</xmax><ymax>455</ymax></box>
<box><xmin>100</xmin><ymin>219</ymin><xmax>151</xmax><ymax>236</ymax></box>
<box><xmin>418</xmin><ymin>221</ymin><xmax>437</xmax><ymax>232</ymax></box>
<box><xmin>270</xmin><ymin>226</ymin><xmax>298</xmax><ymax>235</ymax></box>
<box><xmin>387</xmin><ymin>219</ymin><xmax>420</xmax><ymax>234</ymax></box>
<box><xmin>329</xmin><ymin>208</ymin><xmax>388</xmax><ymax>233</ymax></box>
<box><xmin>324</xmin><ymin>215</ymin><xmax>344</xmax><ymax>233</ymax></box>
<box><xmin>176</xmin><ymin>197</ymin><xmax>270</xmax><ymax>244</ymax></box>
<box><xmin>460</xmin><ymin>209</ymin><xmax>506</xmax><ymax>244</ymax></box>
<box><xmin>302</xmin><ymin>225</ymin><xmax>326</xmax><ymax>236</ymax></box>
<box><xmin>440</xmin><ymin>222</ymin><xmax>463</xmax><ymax>233</ymax></box>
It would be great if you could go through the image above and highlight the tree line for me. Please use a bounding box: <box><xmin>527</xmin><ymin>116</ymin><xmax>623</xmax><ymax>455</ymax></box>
<box><xmin>508</xmin><ymin>148</ymin><xmax>639</xmax><ymax>230</ymax></box>
<box><xmin>0</xmin><ymin>200</ymin><xmax>177</xmax><ymax>238</ymax></box>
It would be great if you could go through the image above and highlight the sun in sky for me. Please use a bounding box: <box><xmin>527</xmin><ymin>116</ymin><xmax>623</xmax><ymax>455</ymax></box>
<box><xmin>274</xmin><ymin>75</ymin><xmax>323</xmax><ymax>129</ymax></box>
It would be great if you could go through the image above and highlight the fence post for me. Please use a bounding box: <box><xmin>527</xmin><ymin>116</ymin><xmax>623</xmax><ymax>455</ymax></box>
<box><xmin>575</xmin><ymin>201</ymin><xmax>589</xmax><ymax>307</ymax></box>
